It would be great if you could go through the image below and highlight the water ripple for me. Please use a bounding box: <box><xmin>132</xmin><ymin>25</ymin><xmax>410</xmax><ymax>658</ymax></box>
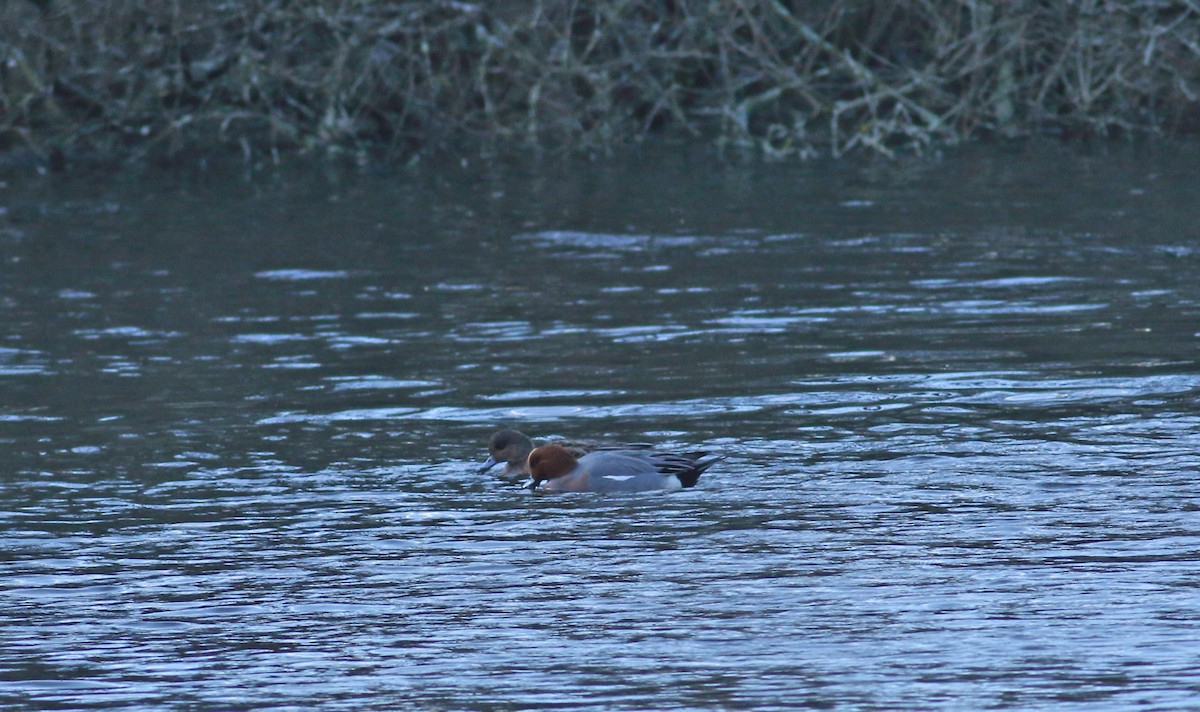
<box><xmin>6</xmin><ymin>148</ymin><xmax>1200</xmax><ymax>710</ymax></box>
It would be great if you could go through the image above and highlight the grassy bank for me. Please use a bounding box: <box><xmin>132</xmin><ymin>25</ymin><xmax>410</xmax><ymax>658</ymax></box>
<box><xmin>3</xmin><ymin>0</ymin><xmax>1200</xmax><ymax>166</ymax></box>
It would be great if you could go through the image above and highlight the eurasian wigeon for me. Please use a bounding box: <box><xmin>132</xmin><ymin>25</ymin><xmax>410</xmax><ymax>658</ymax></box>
<box><xmin>477</xmin><ymin>429</ymin><xmax>618</xmax><ymax>480</ymax></box>
<box><xmin>526</xmin><ymin>444</ymin><xmax>721</xmax><ymax>493</ymax></box>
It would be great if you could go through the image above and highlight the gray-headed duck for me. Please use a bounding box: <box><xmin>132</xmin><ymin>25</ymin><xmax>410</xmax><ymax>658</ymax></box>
<box><xmin>478</xmin><ymin>429</ymin><xmax>649</xmax><ymax>480</ymax></box>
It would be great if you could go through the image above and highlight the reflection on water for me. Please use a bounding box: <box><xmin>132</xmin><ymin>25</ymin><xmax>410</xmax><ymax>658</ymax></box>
<box><xmin>3</xmin><ymin>143</ymin><xmax>1200</xmax><ymax>709</ymax></box>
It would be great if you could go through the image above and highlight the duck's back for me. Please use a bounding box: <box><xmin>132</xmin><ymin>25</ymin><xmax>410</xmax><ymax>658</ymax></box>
<box><xmin>575</xmin><ymin>451</ymin><xmax>687</xmax><ymax>492</ymax></box>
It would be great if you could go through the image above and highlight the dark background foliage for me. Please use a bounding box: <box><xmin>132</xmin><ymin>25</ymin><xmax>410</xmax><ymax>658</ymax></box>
<box><xmin>3</xmin><ymin>0</ymin><xmax>1199</xmax><ymax>164</ymax></box>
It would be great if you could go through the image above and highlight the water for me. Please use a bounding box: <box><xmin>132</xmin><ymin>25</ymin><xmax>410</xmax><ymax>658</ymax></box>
<box><xmin>2</xmin><ymin>142</ymin><xmax>1200</xmax><ymax>709</ymax></box>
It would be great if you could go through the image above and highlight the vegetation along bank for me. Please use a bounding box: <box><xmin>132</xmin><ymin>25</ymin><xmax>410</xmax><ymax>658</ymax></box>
<box><xmin>3</xmin><ymin>0</ymin><xmax>1200</xmax><ymax>166</ymax></box>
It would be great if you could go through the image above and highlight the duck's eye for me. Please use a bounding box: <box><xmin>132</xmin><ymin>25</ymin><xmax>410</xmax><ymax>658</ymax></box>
<box><xmin>493</xmin><ymin>438</ymin><xmax>509</xmax><ymax>450</ymax></box>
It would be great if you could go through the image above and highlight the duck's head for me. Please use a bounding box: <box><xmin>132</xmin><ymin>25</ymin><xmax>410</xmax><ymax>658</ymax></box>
<box><xmin>478</xmin><ymin>429</ymin><xmax>535</xmax><ymax>475</ymax></box>
<box><xmin>526</xmin><ymin>444</ymin><xmax>578</xmax><ymax>490</ymax></box>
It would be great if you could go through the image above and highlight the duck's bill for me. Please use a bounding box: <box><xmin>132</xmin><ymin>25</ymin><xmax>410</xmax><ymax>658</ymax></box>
<box><xmin>477</xmin><ymin>456</ymin><xmax>499</xmax><ymax>475</ymax></box>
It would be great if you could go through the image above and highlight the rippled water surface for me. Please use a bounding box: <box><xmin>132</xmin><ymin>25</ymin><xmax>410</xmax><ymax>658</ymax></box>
<box><xmin>3</xmin><ymin>144</ymin><xmax>1200</xmax><ymax>709</ymax></box>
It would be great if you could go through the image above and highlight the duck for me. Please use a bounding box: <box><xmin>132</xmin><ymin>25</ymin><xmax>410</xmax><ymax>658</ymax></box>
<box><xmin>526</xmin><ymin>444</ymin><xmax>721</xmax><ymax>493</ymax></box>
<box><xmin>478</xmin><ymin>429</ymin><xmax>610</xmax><ymax>480</ymax></box>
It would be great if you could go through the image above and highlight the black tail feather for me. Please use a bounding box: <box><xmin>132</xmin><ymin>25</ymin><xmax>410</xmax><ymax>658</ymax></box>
<box><xmin>668</xmin><ymin>451</ymin><xmax>722</xmax><ymax>488</ymax></box>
